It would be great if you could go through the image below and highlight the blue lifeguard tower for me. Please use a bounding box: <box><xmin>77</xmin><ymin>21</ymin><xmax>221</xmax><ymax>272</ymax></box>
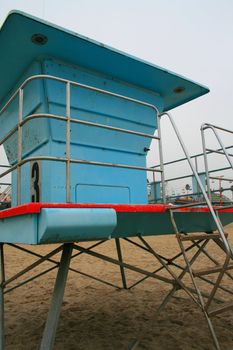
<box><xmin>0</xmin><ymin>11</ymin><xmax>233</xmax><ymax>350</ymax></box>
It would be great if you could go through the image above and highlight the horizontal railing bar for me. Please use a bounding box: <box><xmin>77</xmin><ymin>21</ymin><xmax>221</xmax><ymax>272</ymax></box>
<box><xmin>19</xmin><ymin>113</ymin><xmax>160</xmax><ymax>141</ymax></box>
<box><xmin>202</xmin><ymin>123</ymin><xmax>233</xmax><ymax>135</ymax></box>
<box><xmin>151</xmin><ymin>165</ymin><xmax>232</xmax><ymax>184</ymax></box>
<box><xmin>0</xmin><ymin>88</ymin><xmax>19</xmax><ymax>115</ymax></box>
<box><xmin>208</xmin><ymin>166</ymin><xmax>232</xmax><ymax>174</ymax></box>
<box><xmin>215</xmin><ymin>204</ymin><xmax>233</xmax><ymax>210</ymax></box>
<box><xmin>151</xmin><ymin>145</ymin><xmax>233</xmax><ymax>168</ymax></box>
<box><xmin>0</xmin><ymin>165</ymin><xmax>10</xmax><ymax>169</ymax></box>
<box><xmin>0</xmin><ymin>110</ymin><xmax>159</xmax><ymax>148</ymax></box>
<box><xmin>206</xmin><ymin>148</ymin><xmax>233</xmax><ymax>157</ymax></box>
<box><xmin>153</xmin><ymin>173</ymin><xmax>194</xmax><ymax>183</ymax></box>
<box><xmin>168</xmin><ymin>202</ymin><xmax>207</xmax><ymax>210</ymax></box>
<box><xmin>0</xmin><ymin>74</ymin><xmax>159</xmax><ymax>116</ymax></box>
<box><xmin>0</xmin><ymin>125</ymin><xmax>18</xmax><ymax>147</ymax></box>
<box><xmin>0</xmin><ymin>166</ymin><xmax>17</xmax><ymax>180</ymax></box>
<box><xmin>0</xmin><ymin>156</ymin><xmax>162</xmax><ymax>181</ymax></box>
<box><xmin>209</xmin><ymin>176</ymin><xmax>233</xmax><ymax>182</ymax></box>
<box><xmin>154</xmin><ymin>191</ymin><xmax>233</xmax><ymax>203</ymax></box>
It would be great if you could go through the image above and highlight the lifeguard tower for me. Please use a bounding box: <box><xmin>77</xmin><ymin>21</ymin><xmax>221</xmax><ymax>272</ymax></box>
<box><xmin>0</xmin><ymin>11</ymin><xmax>233</xmax><ymax>350</ymax></box>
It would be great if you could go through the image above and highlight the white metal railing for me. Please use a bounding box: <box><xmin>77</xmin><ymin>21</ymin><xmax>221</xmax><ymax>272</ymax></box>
<box><xmin>150</xmin><ymin>146</ymin><xmax>233</xmax><ymax>204</ymax></box>
<box><xmin>0</xmin><ymin>74</ymin><xmax>164</xmax><ymax>205</ymax></box>
<box><xmin>201</xmin><ymin>123</ymin><xmax>233</xmax><ymax>199</ymax></box>
<box><xmin>158</xmin><ymin>113</ymin><xmax>232</xmax><ymax>256</ymax></box>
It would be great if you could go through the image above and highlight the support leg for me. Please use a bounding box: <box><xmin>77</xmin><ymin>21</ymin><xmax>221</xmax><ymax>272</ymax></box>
<box><xmin>40</xmin><ymin>243</ymin><xmax>73</xmax><ymax>350</ymax></box>
<box><xmin>203</xmin><ymin>311</ymin><xmax>221</xmax><ymax>350</ymax></box>
<box><xmin>115</xmin><ymin>238</ymin><xmax>127</xmax><ymax>289</ymax></box>
<box><xmin>0</xmin><ymin>244</ymin><xmax>5</xmax><ymax>350</ymax></box>
<box><xmin>156</xmin><ymin>286</ymin><xmax>177</xmax><ymax>315</ymax></box>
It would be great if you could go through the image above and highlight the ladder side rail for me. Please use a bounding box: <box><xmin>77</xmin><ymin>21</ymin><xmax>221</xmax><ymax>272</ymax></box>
<box><xmin>159</xmin><ymin>112</ymin><xmax>231</xmax><ymax>255</ymax></box>
<box><xmin>202</xmin><ymin>124</ymin><xmax>233</xmax><ymax>170</ymax></box>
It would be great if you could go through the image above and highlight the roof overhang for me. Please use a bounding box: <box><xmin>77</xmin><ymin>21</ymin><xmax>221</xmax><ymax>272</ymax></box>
<box><xmin>0</xmin><ymin>11</ymin><xmax>209</xmax><ymax>110</ymax></box>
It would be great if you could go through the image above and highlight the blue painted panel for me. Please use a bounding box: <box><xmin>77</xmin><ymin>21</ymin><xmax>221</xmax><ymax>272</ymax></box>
<box><xmin>43</xmin><ymin>58</ymin><xmax>162</xmax><ymax>117</ymax></box>
<box><xmin>76</xmin><ymin>184</ymin><xmax>130</xmax><ymax>204</ymax></box>
<box><xmin>0</xmin><ymin>214</ymin><xmax>38</xmax><ymax>244</ymax></box>
<box><xmin>11</xmin><ymin>143</ymin><xmax>52</xmax><ymax>206</ymax></box>
<box><xmin>41</xmin><ymin>58</ymin><xmax>158</xmax><ymax>203</ymax></box>
<box><xmin>44</xmin><ymin>59</ymin><xmax>159</xmax><ymax>159</ymax></box>
<box><xmin>38</xmin><ymin>208</ymin><xmax>117</xmax><ymax>243</ymax></box>
<box><xmin>1</xmin><ymin>56</ymin><xmax>162</xmax><ymax>204</ymax></box>
<box><xmin>0</xmin><ymin>60</ymin><xmax>50</xmax><ymax>165</ymax></box>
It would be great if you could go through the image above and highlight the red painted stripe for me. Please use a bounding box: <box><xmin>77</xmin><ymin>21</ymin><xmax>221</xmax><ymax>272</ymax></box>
<box><xmin>0</xmin><ymin>202</ymin><xmax>168</xmax><ymax>218</ymax></box>
<box><xmin>0</xmin><ymin>202</ymin><xmax>232</xmax><ymax>219</ymax></box>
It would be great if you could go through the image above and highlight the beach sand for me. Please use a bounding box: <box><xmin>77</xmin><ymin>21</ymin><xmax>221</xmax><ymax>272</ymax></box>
<box><xmin>3</xmin><ymin>223</ymin><xmax>233</xmax><ymax>349</ymax></box>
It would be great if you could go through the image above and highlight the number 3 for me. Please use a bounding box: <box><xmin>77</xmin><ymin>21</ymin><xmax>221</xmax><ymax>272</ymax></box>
<box><xmin>31</xmin><ymin>162</ymin><xmax>40</xmax><ymax>202</ymax></box>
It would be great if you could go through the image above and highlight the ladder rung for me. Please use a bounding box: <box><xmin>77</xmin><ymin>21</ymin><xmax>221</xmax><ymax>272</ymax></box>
<box><xmin>208</xmin><ymin>301</ymin><xmax>233</xmax><ymax>316</ymax></box>
<box><xmin>193</xmin><ymin>263</ymin><xmax>233</xmax><ymax>277</ymax></box>
<box><xmin>180</xmin><ymin>232</ymin><xmax>228</xmax><ymax>241</ymax></box>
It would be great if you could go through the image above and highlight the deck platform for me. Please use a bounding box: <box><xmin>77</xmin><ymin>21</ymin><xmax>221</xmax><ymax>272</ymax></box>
<box><xmin>0</xmin><ymin>203</ymin><xmax>233</xmax><ymax>244</ymax></box>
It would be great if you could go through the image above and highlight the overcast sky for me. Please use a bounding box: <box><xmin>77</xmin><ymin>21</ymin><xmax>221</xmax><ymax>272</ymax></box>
<box><xmin>0</xmin><ymin>0</ymin><xmax>233</xmax><ymax>192</ymax></box>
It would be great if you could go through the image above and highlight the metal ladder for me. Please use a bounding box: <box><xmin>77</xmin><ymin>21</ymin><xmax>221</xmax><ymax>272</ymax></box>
<box><xmin>158</xmin><ymin>114</ymin><xmax>233</xmax><ymax>350</ymax></box>
<box><xmin>170</xmin><ymin>210</ymin><xmax>233</xmax><ymax>350</ymax></box>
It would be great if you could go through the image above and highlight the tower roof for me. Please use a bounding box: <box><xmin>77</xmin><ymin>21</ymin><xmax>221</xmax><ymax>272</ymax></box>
<box><xmin>0</xmin><ymin>11</ymin><xmax>209</xmax><ymax>110</ymax></box>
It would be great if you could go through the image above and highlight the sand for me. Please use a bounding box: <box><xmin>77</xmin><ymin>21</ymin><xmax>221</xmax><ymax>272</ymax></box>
<box><xmin>2</xmin><ymin>224</ymin><xmax>233</xmax><ymax>350</ymax></box>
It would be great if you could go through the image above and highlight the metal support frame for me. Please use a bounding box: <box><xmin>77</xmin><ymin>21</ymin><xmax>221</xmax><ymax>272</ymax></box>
<box><xmin>0</xmin><ymin>83</ymin><xmax>232</xmax><ymax>349</ymax></box>
<box><xmin>162</xmin><ymin>209</ymin><xmax>233</xmax><ymax>350</ymax></box>
<box><xmin>0</xmin><ymin>229</ymin><xmax>233</xmax><ymax>349</ymax></box>
<box><xmin>40</xmin><ymin>243</ymin><xmax>73</xmax><ymax>350</ymax></box>
<box><xmin>115</xmin><ymin>238</ymin><xmax>127</xmax><ymax>289</ymax></box>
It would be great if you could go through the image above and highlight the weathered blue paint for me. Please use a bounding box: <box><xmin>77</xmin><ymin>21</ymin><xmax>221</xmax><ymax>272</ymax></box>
<box><xmin>0</xmin><ymin>209</ymin><xmax>232</xmax><ymax>244</ymax></box>
<box><xmin>0</xmin><ymin>11</ymin><xmax>210</xmax><ymax>207</ymax></box>
<box><xmin>0</xmin><ymin>11</ymin><xmax>215</xmax><ymax>244</ymax></box>
<box><xmin>38</xmin><ymin>208</ymin><xmax>117</xmax><ymax>243</ymax></box>
<box><xmin>0</xmin><ymin>214</ymin><xmax>38</xmax><ymax>244</ymax></box>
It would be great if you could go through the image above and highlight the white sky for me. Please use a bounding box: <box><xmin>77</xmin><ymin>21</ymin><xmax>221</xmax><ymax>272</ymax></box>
<box><xmin>0</xmin><ymin>0</ymin><xmax>233</xmax><ymax>192</ymax></box>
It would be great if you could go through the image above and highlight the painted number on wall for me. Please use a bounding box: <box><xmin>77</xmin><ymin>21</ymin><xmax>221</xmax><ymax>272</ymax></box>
<box><xmin>31</xmin><ymin>161</ymin><xmax>41</xmax><ymax>202</ymax></box>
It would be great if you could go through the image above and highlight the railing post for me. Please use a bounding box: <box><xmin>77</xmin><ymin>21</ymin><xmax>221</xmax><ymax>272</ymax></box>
<box><xmin>157</xmin><ymin>114</ymin><xmax>166</xmax><ymax>203</ymax></box>
<box><xmin>201</xmin><ymin>125</ymin><xmax>211</xmax><ymax>199</ymax></box>
<box><xmin>17</xmin><ymin>89</ymin><xmax>23</xmax><ymax>205</ymax></box>
<box><xmin>66</xmin><ymin>82</ymin><xmax>71</xmax><ymax>203</ymax></box>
